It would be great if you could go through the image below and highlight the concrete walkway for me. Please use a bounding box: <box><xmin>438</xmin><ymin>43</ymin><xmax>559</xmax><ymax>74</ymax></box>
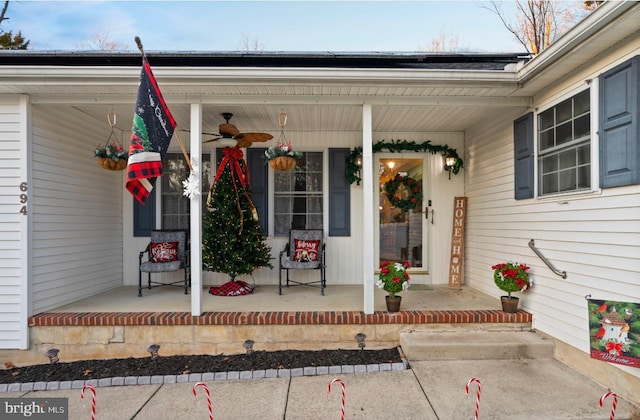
<box><xmin>1</xmin><ymin>358</ymin><xmax>636</xmax><ymax>419</ymax></box>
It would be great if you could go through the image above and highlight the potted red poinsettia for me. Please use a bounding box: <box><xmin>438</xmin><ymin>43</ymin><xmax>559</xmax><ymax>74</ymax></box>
<box><xmin>491</xmin><ymin>261</ymin><xmax>532</xmax><ymax>313</ymax></box>
<box><xmin>376</xmin><ymin>260</ymin><xmax>411</xmax><ymax>312</ymax></box>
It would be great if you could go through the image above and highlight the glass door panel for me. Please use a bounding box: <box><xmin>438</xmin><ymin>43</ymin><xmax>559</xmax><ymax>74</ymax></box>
<box><xmin>377</xmin><ymin>157</ymin><xmax>426</xmax><ymax>269</ymax></box>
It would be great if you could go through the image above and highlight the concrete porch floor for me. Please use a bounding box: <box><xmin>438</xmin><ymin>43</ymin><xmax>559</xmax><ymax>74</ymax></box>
<box><xmin>50</xmin><ymin>284</ymin><xmax>503</xmax><ymax>313</ymax></box>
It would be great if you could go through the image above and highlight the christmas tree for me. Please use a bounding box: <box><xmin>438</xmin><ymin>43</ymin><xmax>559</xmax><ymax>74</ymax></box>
<box><xmin>202</xmin><ymin>147</ymin><xmax>272</xmax><ymax>281</ymax></box>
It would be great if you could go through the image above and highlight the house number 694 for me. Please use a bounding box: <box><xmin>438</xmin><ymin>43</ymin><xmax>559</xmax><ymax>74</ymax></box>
<box><xmin>19</xmin><ymin>182</ymin><xmax>28</xmax><ymax>215</ymax></box>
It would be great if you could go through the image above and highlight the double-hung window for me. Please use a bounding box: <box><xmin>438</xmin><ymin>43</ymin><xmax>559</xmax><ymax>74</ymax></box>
<box><xmin>161</xmin><ymin>152</ymin><xmax>211</xmax><ymax>229</ymax></box>
<box><xmin>538</xmin><ymin>90</ymin><xmax>591</xmax><ymax>195</ymax></box>
<box><xmin>273</xmin><ymin>152</ymin><xmax>323</xmax><ymax>236</ymax></box>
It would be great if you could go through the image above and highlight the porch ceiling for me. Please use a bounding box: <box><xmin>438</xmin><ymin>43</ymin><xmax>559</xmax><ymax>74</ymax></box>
<box><xmin>64</xmin><ymin>102</ymin><xmax>525</xmax><ymax>136</ymax></box>
<box><xmin>7</xmin><ymin>64</ymin><xmax>528</xmax><ymax>133</ymax></box>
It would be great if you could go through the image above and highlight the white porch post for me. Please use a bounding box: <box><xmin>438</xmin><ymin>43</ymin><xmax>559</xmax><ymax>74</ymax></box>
<box><xmin>19</xmin><ymin>95</ymin><xmax>32</xmax><ymax>349</ymax></box>
<box><xmin>362</xmin><ymin>104</ymin><xmax>375</xmax><ymax>314</ymax></box>
<box><xmin>190</xmin><ymin>103</ymin><xmax>203</xmax><ymax>316</ymax></box>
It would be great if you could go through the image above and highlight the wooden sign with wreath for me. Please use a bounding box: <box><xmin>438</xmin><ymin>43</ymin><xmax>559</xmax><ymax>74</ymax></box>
<box><xmin>384</xmin><ymin>174</ymin><xmax>423</xmax><ymax>211</ymax></box>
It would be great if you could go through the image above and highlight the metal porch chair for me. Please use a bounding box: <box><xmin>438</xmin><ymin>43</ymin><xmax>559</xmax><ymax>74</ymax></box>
<box><xmin>279</xmin><ymin>229</ymin><xmax>326</xmax><ymax>295</ymax></box>
<box><xmin>138</xmin><ymin>230</ymin><xmax>189</xmax><ymax>297</ymax></box>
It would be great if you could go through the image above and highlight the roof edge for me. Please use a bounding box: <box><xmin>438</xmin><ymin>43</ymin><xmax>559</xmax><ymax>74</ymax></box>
<box><xmin>518</xmin><ymin>1</ymin><xmax>639</xmax><ymax>82</ymax></box>
<box><xmin>0</xmin><ymin>50</ymin><xmax>527</xmax><ymax>71</ymax></box>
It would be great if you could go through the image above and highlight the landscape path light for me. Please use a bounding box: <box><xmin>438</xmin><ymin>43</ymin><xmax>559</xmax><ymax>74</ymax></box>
<box><xmin>45</xmin><ymin>348</ymin><xmax>60</xmax><ymax>364</ymax></box>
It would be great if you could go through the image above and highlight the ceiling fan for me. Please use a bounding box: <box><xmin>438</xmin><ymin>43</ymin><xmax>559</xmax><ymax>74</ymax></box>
<box><xmin>203</xmin><ymin>112</ymin><xmax>273</xmax><ymax>148</ymax></box>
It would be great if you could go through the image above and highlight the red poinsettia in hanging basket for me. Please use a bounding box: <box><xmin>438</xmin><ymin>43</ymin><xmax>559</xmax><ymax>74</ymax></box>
<box><xmin>94</xmin><ymin>142</ymin><xmax>128</xmax><ymax>171</ymax></box>
<box><xmin>265</xmin><ymin>140</ymin><xmax>302</xmax><ymax>171</ymax></box>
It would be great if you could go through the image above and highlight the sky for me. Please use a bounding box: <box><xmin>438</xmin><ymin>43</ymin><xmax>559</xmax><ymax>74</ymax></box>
<box><xmin>4</xmin><ymin>1</ymin><xmax>526</xmax><ymax>53</ymax></box>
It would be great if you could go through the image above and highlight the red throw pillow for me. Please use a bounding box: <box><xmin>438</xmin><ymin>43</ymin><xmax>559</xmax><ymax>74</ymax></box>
<box><xmin>150</xmin><ymin>242</ymin><xmax>179</xmax><ymax>263</ymax></box>
<box><xmin>293</xmin><ymin>239</ymin><xmax>320</xmax><ymax>262</ymax></box>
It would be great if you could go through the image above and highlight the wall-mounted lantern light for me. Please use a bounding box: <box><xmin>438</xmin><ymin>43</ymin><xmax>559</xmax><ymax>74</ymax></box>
<box><xmin>444</xmin><ymin>153</ymin><xmax>458</xmax><ymax>180</ymax></box>
<box><xmin>355</xmin><ymin>152</ymin><xmax>363</xmax><ymax>185</ymax></box>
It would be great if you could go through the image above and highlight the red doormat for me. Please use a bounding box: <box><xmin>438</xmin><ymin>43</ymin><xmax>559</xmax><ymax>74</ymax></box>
<box><xmin>209</xmin><ymin>280</ymin><xmax>254</xmax><ymax>296</ymax></box>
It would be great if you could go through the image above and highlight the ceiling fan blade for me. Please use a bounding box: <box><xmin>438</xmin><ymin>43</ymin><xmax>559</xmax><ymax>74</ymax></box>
<box><xmin>235</xmin><ymin>138</ymin><xmax>253</xmax><ymax>148</ymax></box>
<box><xmin>238</xmin><ymin>132</ymin><xmax>274</xmax><ymax>143</ymax></box>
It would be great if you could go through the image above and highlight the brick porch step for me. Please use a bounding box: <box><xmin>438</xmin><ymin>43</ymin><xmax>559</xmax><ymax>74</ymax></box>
<box><xmin>400</xmin><ymin>330</ymin><xmax>554</xmax><ymax>361</ymax></box>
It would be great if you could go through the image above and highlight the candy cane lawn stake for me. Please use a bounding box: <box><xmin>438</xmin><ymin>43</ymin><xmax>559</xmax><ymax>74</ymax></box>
<box><xmin>465</xmin><ymin>377</ymin><xmax>481</xmax><ymax>420</ymax></box>
<box><xmin>81</xmin><ymin>384</ymin><xmax>97</xmax><ymax>420</ymax></box>
<box><xmin>599</xmin><ymin>391</ymin><xmax>618</xmax><ymax>420</ymax></box>
<box><xmin>193</xmin><ymin>382</ymin><xmax>213</xmax><ymax>420</ymax></box>
<box><xmin>327</xmin><ymin>378</ymin><xmax>346</xmax><ymax>420</ymax></box>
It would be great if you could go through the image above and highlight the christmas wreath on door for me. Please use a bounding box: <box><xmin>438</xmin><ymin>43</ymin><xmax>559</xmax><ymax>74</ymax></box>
<box><xmin>384</xmin><ymin>174</ymin><xmax>423</xmax><ymax>211</ymax></box>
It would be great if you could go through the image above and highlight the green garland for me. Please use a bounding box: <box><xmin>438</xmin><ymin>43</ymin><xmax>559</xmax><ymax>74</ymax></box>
<box><xmin>384</xmin><ymin>174</ymin><xmax>423</xmax><ymax>210</ymax></box>
<box><xmin>346</xmin><ymin>139</ymin><xmax>463</xmax><ymax>185</ymax></box>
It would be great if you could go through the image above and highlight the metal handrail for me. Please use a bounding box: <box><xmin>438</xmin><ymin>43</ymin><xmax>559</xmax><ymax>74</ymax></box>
<box><xmin>528</xmin><ymin>239</ymin><xmax>567</xmax><ymax>279</ymax></box>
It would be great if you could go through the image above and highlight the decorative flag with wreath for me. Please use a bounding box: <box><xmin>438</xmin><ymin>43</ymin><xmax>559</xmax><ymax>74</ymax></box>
<box><xmin>126</xmin><ymin>56</ymin><xmax>176</xmax><ymax>205</ymax></box>
<box><xmin>587</xmin><ymin>298</ymin><xmax>640</xmax><ymax>368</ymax></box>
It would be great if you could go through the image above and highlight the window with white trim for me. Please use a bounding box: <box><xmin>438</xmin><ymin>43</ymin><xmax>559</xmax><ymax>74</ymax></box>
<box><xmin>161</xmin><ymin>153</ymin><xmax>211</xmax><ymax>230</ymax></box>
<box><xmin>538</xmin><ymin>89</ymin><xmax>591</xmax><ymax>195</ymax></box>
<box><xmin>273</xmin><ymin>152</ymin><xmax>323</xmax><ymax>236</ymax></box>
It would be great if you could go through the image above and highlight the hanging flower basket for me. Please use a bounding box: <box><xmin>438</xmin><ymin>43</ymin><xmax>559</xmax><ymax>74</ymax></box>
<box><xmin>269</xmin><ymin>156</ymin><xmax>297</xmax><ymax>171</ymax></box>
<box><xmin>97</xmin><ymin>156</ymin><xmax>127</xmax><ymax>171</ymax></box>
<box><xmin>94</xmin><ymin>111</ymin><xmax>128</xmax><ymax>171</ymax></box>
<box><xmin>265</xmin><ymin>113</ymin><xmax>300</xmax><ymax>172</ymax></box>
<box><xmin>94</xmin><ymin>140</ymin><xmax>128</xmax><ymax>171</ymax></box>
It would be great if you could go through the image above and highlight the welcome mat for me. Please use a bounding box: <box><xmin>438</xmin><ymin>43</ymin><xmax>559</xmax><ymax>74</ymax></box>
<box><xmin>408</xmin><ymin>284</ymin><xmax>432</xmax><ymax>291</ymax></box>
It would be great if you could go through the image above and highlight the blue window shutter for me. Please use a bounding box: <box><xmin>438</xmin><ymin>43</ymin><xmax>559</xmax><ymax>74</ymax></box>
<box><xmin>514</xmin><ymin>112</ymin><xmax>534</xmax><ymax>199</ymax></box>
<box><xmin>133</xmin><ymin>188</ymin><xmax>156</xmax><ymax>237</ymax></box>
<box><xmin>599</xmin><ymin>56</ymin><xmax>640</xmax><ymax>188</ymax></box>
<box><xmin>246</xmin><ymin>148</ymin><xmax>269</xmax><ymax>235</ymax></box>
<box><xmin>329</xmin><ymin>148</ymin><xmax>351</xmax><ymax>236</ymax></box>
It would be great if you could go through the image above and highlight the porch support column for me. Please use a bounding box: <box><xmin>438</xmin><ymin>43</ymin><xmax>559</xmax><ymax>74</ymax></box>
<box><xmin>190</xmin><ymin>103</ymin><xmax>203</xmax><ymax>316</ymax></box>
<box><xmin>19</xmin><ymin>95</ymin><xmax>31</xmax><ymax>349</ymax></box>
<box><xmin>362</xmin><ymin>104</ymin><xmax>375</xmax><ymax>314</ymax></box>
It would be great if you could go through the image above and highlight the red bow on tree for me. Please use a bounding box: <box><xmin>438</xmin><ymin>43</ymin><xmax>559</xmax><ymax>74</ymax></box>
<box><xmin>207</xmin><ymin>147</ymin><xmax>258</xmax><ymax>230</ymax></box>
<box><xmin>214</xmin><ymin>147</ymin><xmax>248</xmax><ymax>187</ymax></box>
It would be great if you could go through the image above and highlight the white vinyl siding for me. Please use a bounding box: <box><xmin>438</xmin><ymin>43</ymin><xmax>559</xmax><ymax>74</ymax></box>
<box><xmin>30</xmin><ymin>106</ymin><xmax>123</xmax><ymax>313</ymax></box>
<box><xmin>0</xmin><ymin>96</ymin><xmax>25</xmax><ymax>349</ymax></box>
<box><xmin>465</xmin><ymin>51</ymin><xmax>640</xmax><ymax>381</ymax></box>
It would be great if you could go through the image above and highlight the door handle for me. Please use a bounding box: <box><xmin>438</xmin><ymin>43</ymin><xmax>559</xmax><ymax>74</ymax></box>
<box><xmin>423</xmin><ymin>207</ymin><xmax>434</xmax><ymax>224</ymax></box>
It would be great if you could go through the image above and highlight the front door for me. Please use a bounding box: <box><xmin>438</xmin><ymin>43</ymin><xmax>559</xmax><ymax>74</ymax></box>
<box><xmin>374</xmin><ymin>154</ymin><xmax>429</xmax><ymax>279</ymax></box>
